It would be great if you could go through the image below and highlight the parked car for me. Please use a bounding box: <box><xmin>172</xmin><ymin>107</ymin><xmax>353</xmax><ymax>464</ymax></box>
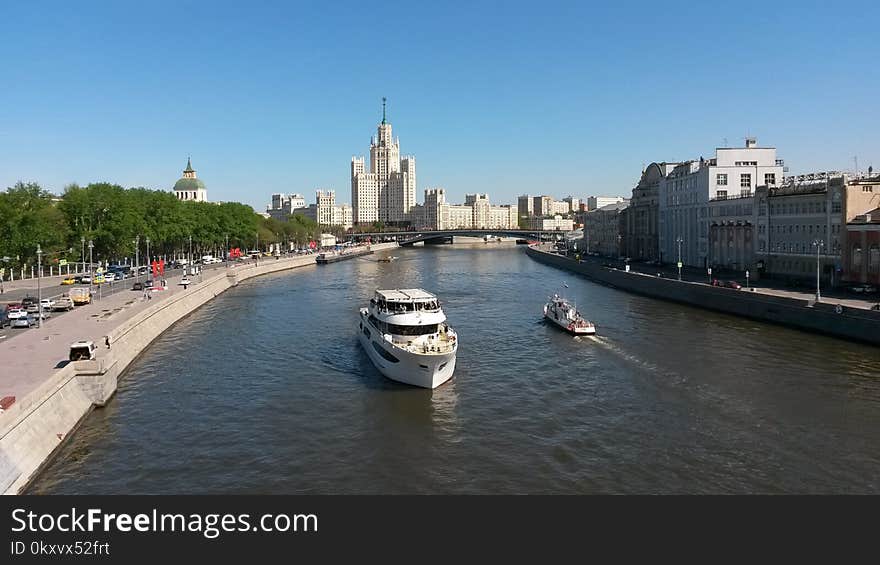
<box><xmin>132</xmin><ymin>281</ymin><xmax>144</xmax><ymax>291</ymax></box>
<box><xmin>60</xmin><ymin>276</ymin><xmax>76</xmax><ymax>285</ymax></box>
<box><xmin>40</xmin><ymin>298</ymin><xmax>55</xmax><ymax>310</ymax></box>
<box><xmin>69</xmin><ymin>340</ymin><xmax>97</xmax><ymax>361</ymax></box>
<box><xmin>21</xmin><ymin>295</ymin><xmax>38</xmax><ymax>312</ymax></box>
<box><xmin>53</xmin><ymin>297</ymin><xmax>74</xmax><ymax>311</ymax></box>
<box><xmin>0</xmin><ymin>310</ymin><xmax>9</xmax><ymax>328</ymax></box>
<box><xmin>103</xmin><ymin>272</ymin><xmax>116</xmax><ymax>282</ymax></box>
<box><xmin>11</xmin><ymin>314</ymin><xmax>36</xmax><ymax>328</ymax></box>
<box><xmin>80</xmin><ymin>274</ymin><xmax>92</xmax><ymax>284</ymax></box>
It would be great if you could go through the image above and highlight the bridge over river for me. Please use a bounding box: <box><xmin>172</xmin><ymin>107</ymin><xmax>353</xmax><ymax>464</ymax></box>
<box><xmin>347</xmin><ymin>228</ymin><xmax>578</xmax><ymax>246</ymax></box>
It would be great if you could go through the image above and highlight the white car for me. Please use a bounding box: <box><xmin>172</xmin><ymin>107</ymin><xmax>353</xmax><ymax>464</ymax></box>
<box><xmin>40</xmin><ymin>298</ymin><xmax>55</xmax><ymax>310</ymax></box>
<box><xmin>103</xmin><ymin>272</ymin><xmax>116</xmax><ymax>282</ymax></box>
<box><xmin>7</xmin><ymin>308</ymin><xmax>28</xmax><ymax>320</ymax></box>
<box><xmin>178</xmin><ymin>277</ymin><xmax>192</xmax><ymax>286</ymax></box>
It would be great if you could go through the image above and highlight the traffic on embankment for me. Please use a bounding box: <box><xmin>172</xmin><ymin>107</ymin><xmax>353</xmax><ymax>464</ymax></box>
<box><xmin>0</xmin><ymin>242</ymin><xmax>398</xmax><ymax>494</ymax></box>
<box><xmin>525</xmin><ymin>244</ymin><xmax>880</xmax><ymax>346</ymax></box>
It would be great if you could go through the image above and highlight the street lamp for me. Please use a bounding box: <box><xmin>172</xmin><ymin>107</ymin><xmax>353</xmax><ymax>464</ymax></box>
<box><xmin>134</xmin><ymin>235</ymin><xmax>140</xmax><ymax>284</ymax></box>
<box><xmin>145</xmin><ymin>237</ymin><xmax>151</xmax><ymax>278</ymax></box>
<box><xmin>88</xmin><ymin>239</ymin><xmax>94</xmax><ymax>281</ymax></box>
<box><xmin>188</xmin><ymin>235</ymin><xmax>193</xmax><ymax>277</ymax></box>
<box><xmin>676</xmin><ymin>236</ymin><xmax>683</xmax><ymax>281</ymax></box>
<box><xmin>813</xmin><ymin>239</ymin><xmax>824</xmax><ymax>301</ymax></box>
<box><xmin>225</xmin><ymin>234</ymin><xmax>229</xmax><ymax>270</ymax></box>
<box><xmin>36</xmin><ymin>244</ymin><xmax>43</xmax><ymax>328</ymax></box>
<box><xmin>80</xmin><ymin>236</ymin><xmax>85</xmax><ymax>274</ymax></box>
<box><xmin>617</xmin><ymin>234</ymin><xmax>622</xmax><ymax>260</ymax></box>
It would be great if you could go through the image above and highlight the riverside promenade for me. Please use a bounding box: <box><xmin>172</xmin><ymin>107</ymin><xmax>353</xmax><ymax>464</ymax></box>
<box><xmin>0</xmin><ymin>242</ymin><xmax>398</xmax><ymax>494</ymax></box>
<box><xmin>526</xmin><ymin>244</ymin><xmax>880</xmax><ymax>345</ymax></box>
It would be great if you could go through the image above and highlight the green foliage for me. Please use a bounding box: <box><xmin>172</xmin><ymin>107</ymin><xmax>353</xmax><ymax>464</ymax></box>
<box><xmin>1</xmin><ymin>181</ymin><xmax>265</xmax><ymax>268</ymax></box>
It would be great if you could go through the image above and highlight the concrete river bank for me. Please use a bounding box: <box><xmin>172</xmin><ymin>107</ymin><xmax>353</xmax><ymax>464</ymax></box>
<box><xmin>28</xmin><ymin>244</ymin><xmax>880</xmax><ymax>494</ymax></box>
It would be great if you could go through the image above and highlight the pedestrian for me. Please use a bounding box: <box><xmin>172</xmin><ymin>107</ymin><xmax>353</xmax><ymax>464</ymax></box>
<box><xmin>105</xmin><ymin>336</ymin><xmax>111</xmax><ymax>349</ymax></box>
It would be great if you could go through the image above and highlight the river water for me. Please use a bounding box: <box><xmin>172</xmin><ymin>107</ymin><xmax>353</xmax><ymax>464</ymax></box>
<box><xmin>30</xmin><ymin>244</ymin><xmax>880</xmax><ymax>494</ymax></box>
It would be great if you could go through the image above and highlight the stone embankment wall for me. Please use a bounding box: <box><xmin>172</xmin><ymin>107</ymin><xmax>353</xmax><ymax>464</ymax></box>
<box><xmin>526</xmin><ymin>246</ymin><xmax>880</xmax><ymax>346</ymax></box>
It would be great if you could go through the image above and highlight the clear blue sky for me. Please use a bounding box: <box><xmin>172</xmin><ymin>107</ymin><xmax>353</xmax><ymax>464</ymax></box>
<box><xmin>1</xmin><ymin>0</ymin><xmax>877</xmax><ymax>210</ymax></box>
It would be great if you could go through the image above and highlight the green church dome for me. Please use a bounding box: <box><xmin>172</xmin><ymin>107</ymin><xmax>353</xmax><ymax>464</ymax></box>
<box><xmin>173</xmin><ymin>177</ymin><xmax>207</xmax><ymax>192</ymax></box>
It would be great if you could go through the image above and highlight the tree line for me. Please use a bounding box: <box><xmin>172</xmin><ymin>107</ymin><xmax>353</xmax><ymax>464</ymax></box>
<box><xmin>0</xmin><ymin>181</ymin><xmax>326</xmax><ymax>271</ymax></box>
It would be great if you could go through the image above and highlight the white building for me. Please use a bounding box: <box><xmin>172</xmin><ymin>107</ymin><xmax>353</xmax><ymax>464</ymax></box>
<box><xmin>350</xmin><ymin>99</ymin><xmax>417</xmax><ymax>226</ymax></box>
<box><xmin>423</xmin><ymin>189</ymin><xmax>517</xmax><ymax>230</ymax></box>
<box><xmin>586</xmin><ymin>196</ymin><xmax>625</xmax><ymax>211</ymax></box>
<box><xmin>659</xmin><ymin>138</ymin><xmax>784</xmax><ymax>267</ymax></box>
<box><xmin>267</xmin><ymin>193</ymin><xmax>307</xmax><ymax>221</ymax></box>
<box><xmin>530</xmin><ymin>214</ymin><xmax>575</xmax><ymax>231</ymax></box>
<box><xmin>310</xmin><ymin>189</ymin><xmax>354</xmax><ymax>230</ymax></box>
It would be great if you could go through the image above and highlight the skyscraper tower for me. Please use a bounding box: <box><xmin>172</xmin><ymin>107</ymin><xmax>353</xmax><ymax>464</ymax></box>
<box><xmin>351</xmin><ymin>98</ymin><xmax>416</xmax><ymax>225</ymax></box>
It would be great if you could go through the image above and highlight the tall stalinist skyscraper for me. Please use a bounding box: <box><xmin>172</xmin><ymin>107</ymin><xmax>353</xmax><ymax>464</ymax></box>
<box><xmin>351</xmin><ymin>98</ymin><xmax>416</xmax><ymax>225</ymax></box>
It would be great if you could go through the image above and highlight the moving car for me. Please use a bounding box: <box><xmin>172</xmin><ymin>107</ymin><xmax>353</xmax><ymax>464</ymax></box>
<box><xmin>61</xmin><ymin>276</ymin><xmax>76</xmax><ymax>285</ymax></box>
<box><xmin>132</xmin><ymin>281</ymin><xmax>144</xmax><ymax>291</ymax></box>
<box><xmin>53</xmin><ymin>297</ymin><xmax>74</xmax><ymax>311</ymax></box>
<box><xmin>69</xmin><ymin>287</ymin><xmax>92</xmax><ymax>305</ymax></box>
<box><xmin>6</xmin><ymin>308</ymin><xmax>28</xmax><ymax>321</ymax></box>
<box><xmin>724</xmin><ymin>280</ymin><xmax>742</xmax><ymax>290</ymax></box>
<box><xmin>80</xmin><ymin>274</ymin><xmax>92</xmax><ymax>284</ymax></box>
<box><xmin>0</xmin><ymin>310</ymin><xmax>9</xmax><ymax>328</ymax></box>
<box><xmin>40</xmin><ymin>298</ymin><xmax>55</xmax><ymax>310</ymax></box>
<box><xmin>12</xmin><ymin>314</ymin><xmax>36</xmax><ymax>328</ymax></box>
<box><xmin>178</xmin><ymin>276</ymin><xmax>192</xmax><ymax>286</ymax></box>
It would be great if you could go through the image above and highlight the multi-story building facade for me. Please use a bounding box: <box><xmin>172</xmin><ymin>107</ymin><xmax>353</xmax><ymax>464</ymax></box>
<box><xmin>350</xmin><ymin>101</ymin><xmax>416</xmax><ymax>226</ymax></box>
<box><xmin>624</xmin><ymin>162</ymin><xmax>676</xmax><ymax>262</ymax></box>
<box><xmin>529</xmin><ymin>215</ymin><xmax>574</xmax><ymax>232</ymax></box>
<box><xmin>532</xmin><ymin>195</ymin><xmax>553</xmax><ymax>217</ymax></box>
<box><xmin>586</xmin><ymin>196</ymin><xmax>625</xmax><ymax>211</ymax></box>
<box><xmin>659</xmin><ymin>138</ymin><xmax>783</xmax><ymax>268</ymax></box>
<box><xmin>517</xmin><ymin>195</ymin><xmax>533</xmax><ymax>219</ymax></box>
<box><xmin>757</xmin><ymin>172</ymin><xmax>844</xmax><ymax>284</ymax></box>
<box><xmin>562</xmin><ymin>196</ymin><xmax>580</xmax><ymax>214</ymax></box>
<box><xmin>423</xmin><ymin>189</ymin><xmax>517</xmax><ymax>230</ymax></box>
<box><xmin>842</xmin><ymin>173</ymin><xmax>880</xmax><ymax>285</ymax></box>
<box><xmin>583</xmin><ymin>201</ymin><xmax>629</xmax><ymax>256</ymax></box>
<box><xmin>267</xmin><ymin>192</ymin><xmax>307</xmax><ymax>221</ymax></box>
<box><xmin>295</xmin><ymin>190</ymin><xmax>354</xmax><ymax>230</ymax></box>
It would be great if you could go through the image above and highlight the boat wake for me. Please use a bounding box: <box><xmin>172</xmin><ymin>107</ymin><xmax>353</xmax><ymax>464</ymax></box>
<box><xmin>583</xmin><ymin>334</ymin><xmax>686</xmax><ymax>383</ymax></box>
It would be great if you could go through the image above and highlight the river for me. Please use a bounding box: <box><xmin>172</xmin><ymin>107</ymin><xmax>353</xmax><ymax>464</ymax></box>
<box><xmin>30</xmin><ymin>244</ymin><xmax>880</xmax><ymax>494</ymax></box>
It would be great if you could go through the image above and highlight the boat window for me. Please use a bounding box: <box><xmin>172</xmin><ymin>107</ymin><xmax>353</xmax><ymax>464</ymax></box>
<box><xmin>372</xmin><ymin>342</ymin><xmax>399</xmax><ymax>363</ymax></box>
<box><xmin>386</xmin><ymin>323</ymin><xmax>438</xmax><ymax>336</ymax></box>
<box><xmin>363</xmin><ymin>326</ymin><xmax>371</xmax><ymax>338</ymax></box>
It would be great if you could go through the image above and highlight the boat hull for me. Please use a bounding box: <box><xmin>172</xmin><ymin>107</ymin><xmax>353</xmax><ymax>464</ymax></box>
<box><xmin>358</xmin><ymin>313</ymin><xmax>457</xmax><ymax>388</ymax></box>
<box><xmin>544</xmin><ymin>312</ymin><xmax>596</xmax><ymax>335</ymax></box>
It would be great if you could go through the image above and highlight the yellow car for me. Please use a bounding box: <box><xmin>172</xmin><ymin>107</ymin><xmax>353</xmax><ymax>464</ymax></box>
<box><xmin>61</xmin><ymin>276</ymin><xmax>76</xmax><ymax>285</ymax></box>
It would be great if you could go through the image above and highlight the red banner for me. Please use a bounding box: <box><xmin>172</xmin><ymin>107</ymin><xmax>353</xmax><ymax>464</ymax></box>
<box><xmin>152</xmin><ymin>260</ymin><xmax>159</xmax><ymax>278</ymax></box>
<box><xmin>159</xmin><ymin>259</ymin><xmax>165</xmax><ymax>275</ymax></box>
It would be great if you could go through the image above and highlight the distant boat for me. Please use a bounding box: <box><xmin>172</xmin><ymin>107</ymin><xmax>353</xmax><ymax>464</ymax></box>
<box><xmin>377</xmin><ymin>256</ymin><xmax>398</xmax><ymax>263</ymax></box>
<box><xmin>543</xmin><ymin>293</ymin><xmax>596</xmax><ymax>335</ymax></box>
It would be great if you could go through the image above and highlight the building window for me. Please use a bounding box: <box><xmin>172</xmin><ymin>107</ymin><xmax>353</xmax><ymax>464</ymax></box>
<box><xmin>740</xmin><ymin>174</ymin><xmax>751</xmax><ymax>189</ymax></box>
<box><xmin>870</xmin><ymin>245</ymin><xmax>880</xmax><ymax>274</ymax></box>
<box><xmin>852</xmin><ymin>245</ymin><xmax>863</xmax><ymax>270</ymax></box>
<box><xmin>832</xmin><ymin>202</ymin><xmax>841</xmax><ymax>213</ymax></box>
<box><xmin>717</xmin><ymin>174</ymin><xmax>728</xmax><ymax>186</ymax></box>
<box><xmin>717</xmin><ymin>190</ymin><xmax>728</xmax><ymax>200</ymax></box>
<box><xmin>764</xmin><ymin>173</ymin><xmax>776</xmax><ymax>186</ymax></box>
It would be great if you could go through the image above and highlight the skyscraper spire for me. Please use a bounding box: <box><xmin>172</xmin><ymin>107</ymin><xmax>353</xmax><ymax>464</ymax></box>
<box><xmin>382</xmin><ymin>97</ymin><xmax>387</xmax><ymax>124</ymax></box>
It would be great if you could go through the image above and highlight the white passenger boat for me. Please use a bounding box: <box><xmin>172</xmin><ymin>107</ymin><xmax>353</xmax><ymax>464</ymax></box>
<box><xmin>358</xmin><ymin>289</ymin><xmax>458</xmax><ymax>388</ymax></box>
<box><xmin>543</xmin><ymin>293</ymin><xmax>596</xmax><ymax>335</ymax></box>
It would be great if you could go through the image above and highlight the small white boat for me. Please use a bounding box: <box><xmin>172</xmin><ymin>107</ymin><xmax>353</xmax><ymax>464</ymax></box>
<box><xmin>544</xmin><ymin>293</ymin><xmax>596</xmax><ymax>335</ymax></box>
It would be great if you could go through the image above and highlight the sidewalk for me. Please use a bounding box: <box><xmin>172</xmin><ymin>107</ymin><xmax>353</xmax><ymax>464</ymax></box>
<box><xmin>0</xmin><ymin>272</ymin><xmax>193</xmax><ymax>401</ymax></box>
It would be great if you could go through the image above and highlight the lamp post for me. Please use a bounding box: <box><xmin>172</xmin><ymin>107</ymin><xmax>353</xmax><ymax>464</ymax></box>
<box><xmin>812</xmin><ymin>239</ymin><xmax>824</xmax><ymax>301</ymax></box>
<box><xmin>676</xmin><ymin>236</ymin><xmax>683</xmax><ymax>281</ymax></box>
<box><xmin>746</xmin><ymin>269</ymin><xmax>750</xmax><ymax>289</ymax></box>
<box><xmin>225</xmin><ymin>234</ymin><xmax>229</xmax><ymax>270</ymax></box>
<box><xmin>145</xmin><ymin>237</ymin><xmax>150</xmax><ymax>279</ymax></box>
<box><xmin>80</xmin><ymin>236</ymin><xmax>85</xmax><ymax>274</ymax></box>
<box><xmin>617</xmin><ymin>234</ymin><xmax>622</xmax><ymax>260</ymax></box>
<box><xmin>134</xmin><ymin>235</ymin><xmax>140</xmax><ymax>284</ymax></box>
<box><xmin>188</xmin><ymin>235</ymin><xmax>193</xmax><ymax>277</ymax></box>
<box><xmin>88</xmin><ymin>239</ymin><xmax>94</xmax><ymax>282</ymax></box>
<box><xmin>36</xmin><ymin>244</ymin><xmax>43</xmax><ymax>328</ymax></box>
